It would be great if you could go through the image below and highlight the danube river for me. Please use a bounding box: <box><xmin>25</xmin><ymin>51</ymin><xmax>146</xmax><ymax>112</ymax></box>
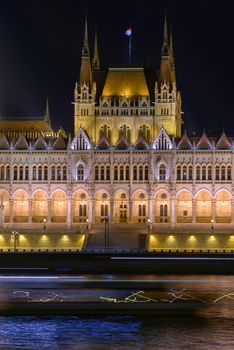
<box><xmin>0</xmin><ymin>274</ymin><xmax>233</xmax><ymax>349</ymax></box>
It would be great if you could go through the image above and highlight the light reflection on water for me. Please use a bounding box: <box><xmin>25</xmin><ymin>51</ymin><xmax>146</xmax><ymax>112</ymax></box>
<box><xmin>0</xmin><ymin>275</ymin><xmax>234</xmax><ymax>349</ymax></box>
<box><xmin>0</xmin><ymin>315</ymin><xmax>233</xmax><ymax>350</ymax></box>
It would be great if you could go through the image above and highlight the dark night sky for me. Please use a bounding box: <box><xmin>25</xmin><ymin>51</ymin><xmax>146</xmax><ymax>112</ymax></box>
<box><xmin>0</xmin><ymin>0</ymin><xmax>233</xmax><ymax>136</ymax></box>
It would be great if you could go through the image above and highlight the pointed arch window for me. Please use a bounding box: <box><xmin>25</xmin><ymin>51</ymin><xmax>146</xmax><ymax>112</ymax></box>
<box><xmin>120</xmin><ymin>165</ymin><xmax>124</xmax><ymax>180</ymax></box>
<box><xmin>196</xmin><ymin>165</ymin><xmax>201</xmax><ymax>181</ymax></box>
<box><xmin>100</xmin><ymin>166</ymin><xmax>105</xmax><ymax>180</ymax></box>
<box><xmin>207</xmin><ymin>165</ymin><xmax>212</xmax><ymax>181</ymax></box>
<box><xmin>114</xmin><ymin>165</ymin><xmax>118</xmax><ymax>180</ymax></box>
<box><xmin>77</xmin><ymin>164</ymin><xmax>84</xmax><ymax>181</ymax></box>
<box><xmin>159</xmin><ymin>164</ymin><xmax>166</xmax><ymax>181</ymax></box>
<box><xmin>44</xmin><ymin>165</ymin><xmax>48</xmax><ymax>181</ymax></box>
<box><xmin>32</xmin><ymin>166</ymin><xmax>37</xmax><ymax>180</ymax></box>
<box><xmin>221</xmin><ymin>165</ymin><xmax>225</xmax><ymax>181</ymax></box>
<box><xmin>0</xmin><ymin>165</ymin><xmax>4</xmax><ymax>180</ymax></box>
<box><xmin>177</xmin><ymin>166</ymin><xmax>181</xmax><ymax>180</ymax></box>
<box><xmin>201</xmin><ymin>165</ymin><xmax>206</xmax><ymax>180</ymax></box>
<box><xmin>57</xmin><ymin>165</ymin><xmax>62</xmax><ymax>181</ymax></box>
<box><xmin>144</xmin><ymin>165</ymin><xmax>149</xmax><ymax>181</ymax></box>
<box><xmin>106</xmin><ymin>165</ymin><xmax>110</xmax><ymax>181</ymax></box>
<box><xmin>95</xmin><ymin>165</ymin><xmax>99</xmax><ymax>180</ymax></box>
<box><xmin>13</xmin><ymin>166</ymin><xmax>18</xmax><ymax>180</ymax></box>
<box><xmin>215</xmin><ymin>165</ymin><xmax>220</xmax><ymax>180</ymax></box>
<box><xmin>62</xmin><ymin>166</ymin><xmax>67</xmax><ymax>180</ymax></box>
<box><xmin>51</xmin><ymin>166</ymin><xmax>56</xmax><ymax>181</ymax></box>
<box><xmin>125</xmin><ymin>165</ymin><xmax>129</xmax><ymax>180</ymax></box>
<box><xmin>139</xmin><ymin>165</ymin><xmax>143</xmax><ymax>181</ymax></box>
<box><xmin>133</xmin><ymin>165</ymin><xmax>137</xmax><ymax>181</ymax></box>
<box><xmin>6</xmin><ymin>165</ymin><xmax>10</xmax><ymax>180</ymax></box>
<box><xmin>188</xmin><ymin>165</ymin><xmax>193</xmax><ymax>180</ymax></box>
<box><xmin>227</xmin><ymin>165</ymin><xmax>232</xmax><ymax>181</ymax></box>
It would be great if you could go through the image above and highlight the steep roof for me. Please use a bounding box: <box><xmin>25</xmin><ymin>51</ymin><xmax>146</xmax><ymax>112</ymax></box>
<box><xmin>197</xmin><ymin>130</ymin><xmax>211</xmax><ymax>149</ymax></box>
<box><xmin>216</xmin><ymin>131</ymin><xmax>231</xmax><ymax>149</ymax></box>
<box><xmin>0</xmin><ymin>135</ymin><xmax>10</xmax><ymax>149</ymax></box>
<box><xmin>96</xmin><ymin>133</ymin><xmax>110</xmax><ymax>150</ymax></box>
<box><xmin>14</xmin><ymin>134</ymin><xmax>28</xmax><ymax>150</ymax></box>
<box><xmin>33</xmin><ymin>135</ymin><xmax>48</xmax><ymax>150</ymax></box>
<box><xmin>115</xmin><ymin>132</ymin><xmax>129</xmax><ymax>150</ymax></box>
<box><xmin>52</xmin><ymin>136</ymin><xmax>67</xmax><ymax>150</ymax></box>
<box><xmin>177</xmin><ymin>130</ymin><xmax>192</xmax><ymax>149</ymax></box>
<box><xmin>134</xmin><ymin>133</ymin><xmax>148</xmax><ymax>150</ymax></box>
<box><xmin>102</xmin><ymin>68</ymin><xmax>149</xmax><ymax>97</ymax></box>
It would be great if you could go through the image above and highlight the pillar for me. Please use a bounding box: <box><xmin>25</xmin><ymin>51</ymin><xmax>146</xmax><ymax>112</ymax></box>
<box><xmin>212</xmin><ymin>199</ymin><xmax>216</xmax><ymax>222</ymax></box>
<box><xmin>88</xmin><ymin>198</ymin><xmax>93</xmax><ymax>225</ymax></box>
<box><xmin>129</xmin><ymin>199</ymin><xmax>133</xmax><ymax>224</ymax></box>
<box><xmin>192</xmin><ymin>198</ymin><xmax>196</xmax><ymax>224</ymax></box>
<box><xmin>28</xmin><ymin>199</ymin><xmax>32</xmax><ymax>224</ymax></box>
<box><xmin>66</xmin><ymin>197</ymin><xmax>72</xmax><ymax>228</ymax></box>
<box><xmin>110</xmin><ymin>197</ymin><xmax>114</xmax><ymax>224</ymax></box>
<box><xmin>149</xmin><ymin>198</ymin><xmax>154</xmax><ymax>224</ymax></box>
<box><xmin>231</xmin><ymin>199</ymin><xmax>234</xmax><ymax>224</ymax></box>
<box><xmin>47</xmin><ymin>199</ymin><xmax>51</xmax><ymax>224</ymax></box>
<box><xmin>170</xmin><ymin>197</ymin><xmax>175</xmax><ymax>228</ymax></box>
<box><xmin>10</xmin><ymin>198</ymin><xmax>14</xmax><ymax>224</ymax></box>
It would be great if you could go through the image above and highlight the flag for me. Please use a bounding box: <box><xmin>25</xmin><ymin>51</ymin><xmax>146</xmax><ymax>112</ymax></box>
<box><xmin>125</xmin><ymin>27</ymin><xmax>132</xmax><ymax>37</ymax></box>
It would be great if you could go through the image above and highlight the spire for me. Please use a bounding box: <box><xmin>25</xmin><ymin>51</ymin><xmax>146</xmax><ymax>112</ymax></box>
<box><xmin>44</xmin><ymin>96</ymin><xmax>51</xmax><ymax>125</ymax></box>
<box><xmin>92</xmin><ymin>29</ymin><xmax>100</xmax><ymax>70</ymax></box>
<box><xmin>80</xmin><ymin>14</ymin><xmax>92</xmax><ymax>86</ymax></box>
<box><xmin>82</xmin><ymin>14</ymin><xmax>90</xmax><ymax>57</ymax></box>
<box><xmin>159</xmin><ymin>14</ymin><xmax>171</xmax><ymax>83</ymax></box>
<box><xmin>162</xmin><ymin>13</ymin><xmax>169</xmax><ymax>56</ymax></box>
<box><xmin>169</xmin><ymin>29</ymin><xmax>176</xmax><ymax>84</ymax></box>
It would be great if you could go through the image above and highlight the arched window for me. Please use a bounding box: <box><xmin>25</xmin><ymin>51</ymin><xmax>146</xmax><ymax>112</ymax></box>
<box><xmin>100</xmin><ymin>166</ymin><xmax>105</xmax><ymax>180</ymax></box>
<box><xmin>227</xmin><ymin>165</ymin><xmax>232</xmax><ymax>181</ymax></box>
<box><xmin>0</xmin><ymin>165</ymin><xmax>4</xmax><ymax>180</ymax></box>
<box><xmin>43</xmin><ymin>166</ymin><xmax>48</xmax><ymax>181</ymax></box>
<box><xmin>38</xmin><ymin>166</ymin><xmax>42</xmax><ymax>181</ymax></box>
<box><xmin>62</xmin><ymin>166</ymin><xmax>67</xmax><ymax>180</ymax></box>
<box><xmin>144</xmin><ymin>165</ymin><xmax>149</xmax><ymax>181</ymax></box>
<box><xmin>51</xmin><ymin>166</ymin><xmax>55</xmax><ymax>181</ymax></box>
<box><xmin>25</xmin><ymin>165</ymin><xmax>29</xmax><ymax>181</ymax></box>
<box><xmin>13</xmin><ymin>166</ymin><xmax>18</xmax><ymax>180</ymax></box>
<box><xmin>125</xmin><ymin>165</ymin><xmax>129</xmax><ymax>180</ymax></box>
<box><xmin>182</xmin><ymin>165</ymin><xmax>187</xmax><ymax>180</ymax></box>
<box><xmin>106</xmin><ymin>165</ymin><xmax>110</xmax><ymax>180</ymax></box>
<box><xmin>159</xmin><ymin>164</ymin><xmax>166</xmax><ymax>181</ymax></box>
<box><xmin>18</xmin><ymin>166</ymin><xmax>23</xmax><ymax>180</ymax></box>
<box><xmin>215</xmin><ymin>165</ymin><xmax>220</xmax><ymax>180</ymax></box>
<box><xmin>95</xmin><ymin>165</ymin><xmax>99</xmax><ymax>180</ymax></box>
<box><xmin>196</xmin><ymin>166</ymin><xmax>200</xmax><ymax>180</ymax></box>
<box><xmin>139</xmin><ymin>166</ymin><xmax>143</xmax><ymax>181</ymax></box>
<box><xmin>119</xmin><ymin>124</ymin><xmax>131</xmax><ymax>143</ymax></box>
<box><xmin>188</xmin><ymin>165</ymin><xmax>192</xmax><ymax>180</ymax></box>
<box><xmin>57</xmin><ymin>166</ymin><xmax>61</xmax><ymax>181</ymax></box>
<box><xmin>120</xmin><ymin>165</ymin><xmax>124</xmax><ymax>180</ymax></box>
<box><xmin>32</xmin><ymin>166</ymin><xmax>37</xmax><ymax>180</ymax></box>
<box><xmin>77</xmin><ymin>164</ymin><xmax>84</xmax><ymax>181</ymax></box>
<box><xmin>177</xmin><ymin>166</ymin><xmax>181</xmax><ymax>180</ymax></box>
<box><xmin>202</xmin><ymin>165</ymin><xmax>206</xmax><ymax>180</ymax></box>
<box><xmin>6</xmin><ymin>165</ymin><xmax>10</xmax><ymax>180</ymax></box>
<box><xmin>221</xmin><ymin>165</ymin><xmax>225</xmax><ymax>181</ymax></box>
<box><xmin>133</xmin><ymin>165</ymin><xmax>137</xmax><ymax>180</ymax></box>
<box><xmin>114</xmin><ymin>165</ymin><xmax>118</xmax><ymax>180</ymax></box>
<box><xmin>207</xmin><ymin>165</ymin><xmax>212</xmax><ymax>180</ymax></box>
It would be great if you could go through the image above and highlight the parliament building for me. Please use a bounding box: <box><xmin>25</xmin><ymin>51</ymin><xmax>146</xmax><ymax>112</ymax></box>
<box><xmin>0</xmin><ymin>17</ymin><xmax>233</xmax><ymax>233</ymax></box>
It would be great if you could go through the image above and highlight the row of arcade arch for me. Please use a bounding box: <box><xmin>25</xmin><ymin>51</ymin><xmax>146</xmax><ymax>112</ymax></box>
<box><xmin>0</xmin><ymin>188</ymin><xmax>232</xmax><ymax>224</ymax></box>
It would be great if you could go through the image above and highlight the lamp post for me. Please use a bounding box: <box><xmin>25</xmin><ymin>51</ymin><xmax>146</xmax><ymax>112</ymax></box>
<box><xmin>11</xmin><ymin>231</ymin><xmax>19</xmax><ymax>252</ymax></box>
<box><xmin>211</xmin><ymin>218</ymin><xmax>214</xmax><ymax>230</ymax></box>
<box><xmin>104</xmin><ymin>214</ymin><xmax>109</xmax><ymax>253</ymax></box>
<box><xmin>86</xmin><ymin>218</ymin><xmax>89</xmax><ymax>232</ymax></box>
<box><xmin>43</xmin><ymin>218</ymin><xmax>46</xmax><ymax>230</ymax></box>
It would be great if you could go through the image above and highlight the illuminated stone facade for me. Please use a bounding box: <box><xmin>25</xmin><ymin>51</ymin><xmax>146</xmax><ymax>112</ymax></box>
<box><xmin>0</xmin><ymin>17</ymin><xmax>233</xmax><ymax>232</ymax></box>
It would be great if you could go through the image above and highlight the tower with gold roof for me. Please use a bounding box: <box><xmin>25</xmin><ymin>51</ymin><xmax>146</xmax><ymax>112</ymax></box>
<box><xmin>74</xmin><ymin>16</ymin><xmax>182</xmax><ymax>145</ymax></box>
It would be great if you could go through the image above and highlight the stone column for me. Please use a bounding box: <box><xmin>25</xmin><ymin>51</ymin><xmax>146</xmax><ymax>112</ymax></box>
<box><xmin>192</xmin><ymin>198</ymin><xmax>196</xmax><ymax>224</ymax></box>
<box><xmin>10</xmin><ymin>198</ymin><xmax>14</xmax><ymax>224</ymax></box>
<box><xmin>47</xmin><ymin>199</ymin><xmax>51</xmax><ymax>224</ymax></box>
<box><xmin>149</xmin><ymin>198</ymin><xmax>154</xmax><ymax>224</ymax></box>
<box><xmin>110</xmin><ymin>197</ymin><xmax>114</xmax><ymax>224</ymax></box>
<box><xmin>129</xmin><ymin>199</ymin><xmax>133</xmax><ymax>224</ymax></box>
<box><xmin>28</xmin><ymin>199</ymin><xmax>32</xmax><ymax>224</ymax></box>
<box><xmin>0</xmin><ymin>203</ymin><xmax>4</xmax><ymax>228</ymax></box>
<box><xmin>66</xmin><ymin>197</ymin><xmax>72</xmax><ymax>228</ymax></box>
<box><xmin>170</xmin><ymin>197</ymin><xmax>175</xmax><ymax>228</ymax></box>
<box><xmin>88</xmin><ymin>199</ymin><xmax>93</xmax><ymax>225</ymax></box>
<box><xmin>212</xmin><ymin>199</ymin><xmax>216</xmax><ymax>222</ymax></box>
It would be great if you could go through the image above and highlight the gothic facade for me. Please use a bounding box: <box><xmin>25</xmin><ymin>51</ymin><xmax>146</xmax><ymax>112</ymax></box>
<box><xmin>0</xmin><ymin>17</ymin><xmax>233</xmax><ymax>231</ymax></box>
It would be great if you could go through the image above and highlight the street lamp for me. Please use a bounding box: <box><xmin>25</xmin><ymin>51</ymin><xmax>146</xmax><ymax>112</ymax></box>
<box><xmin>211</xmin><ymin>218</ymin><xmax>214</xmax><ymax>230</ymax></box>
<box><xmin>86</xmin><ymin>218</ymin><xmax>89</xmax><ymax>231</ymax></box>
<box><xmin>104</xmin><ymin>214</ymin><xmax>109</xmax><ymax>252</ymax></box>
<box><xmin>147</xmin><ymin>218</ymin><xmax>151</xmax><ymax>233</ymax></box>
<box><xmin>43</xmin><ymin>218</ymin><xmax>46</xmax><ymax>230</ymax></box>
<box><xmin>11</xmin><ymin>231</ymin><xmax>19</xmax><ymax>251</ymax></box>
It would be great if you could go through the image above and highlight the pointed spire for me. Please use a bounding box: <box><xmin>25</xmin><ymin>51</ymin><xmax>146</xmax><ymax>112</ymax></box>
<box><xmin>162</xmin><ymin>13</ymin><xmax>169</xmax><ymax>56</ymax></box>
<box><xmin>177</xmin><ymin>130</ymin><xmax>192</xmax><ymax>149</ymax></box>
<box><xmin>92</xmin><ymin>29</ymin><xmax>100</xmax><ymax>70</ymax></box>
<box><xmin>82</xmin><ymin>14</ymin><xmax>90</xmax><ymax>57</ymax></box>
<box><xmin>169</xmin><ymin>29</ymin><xmax>174</xmax><ymax>65</ymax></box>
<box><xmin>80</xmin><ymin>14</ymin><xmax>92</xmax><ymax>85</ymax></box>
<box><xmin>197</xmin><ymin>130</ymin><xmax>211</xmax><ymax>149</ymax></box>
<box><xmin>216</xmin><ymin>130</ymin><xmax>231</xmax><ymax>149</ymax></box>
<box><xmin>44</xmin><ymin>96</ymin><xmax>51</xmax><ymax>125</ymax></box>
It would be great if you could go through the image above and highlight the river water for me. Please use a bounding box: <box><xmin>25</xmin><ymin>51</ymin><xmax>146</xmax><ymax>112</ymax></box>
<box><xmin>0</xmin><ymin>274</ymin><xmax>233</xmax><ymax>349</ymax></box>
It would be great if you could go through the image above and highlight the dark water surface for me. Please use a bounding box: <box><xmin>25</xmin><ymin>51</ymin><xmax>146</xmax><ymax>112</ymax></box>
<box><xmin>0</xmin><ymin>315</ymin><xmax>233</xmax><ymax>350</ymax></box>
<box><xmin>0</xmin><ymin>274</ymin><xmax>233</xmax><ymax>349</ymax></box>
